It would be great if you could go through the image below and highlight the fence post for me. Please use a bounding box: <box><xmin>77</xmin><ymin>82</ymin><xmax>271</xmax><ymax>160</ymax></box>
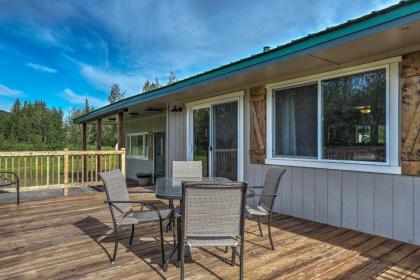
<box><xmin>63</xmin><ymin>148</ymin><xmax>69</xmax><ymax>196</ymax></box>
<box><xmin>121</xmin><ymin>148</ymin><xmax>126</xmax><ymax>176</ymax></box>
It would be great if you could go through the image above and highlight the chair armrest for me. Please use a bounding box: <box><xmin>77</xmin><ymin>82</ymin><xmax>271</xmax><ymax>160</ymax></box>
<box><xmin>252</xmin><ymin>193</ymin><xmax>279</xmax><ymax>197</ymax></box>
<box><xmin>104</xmin><ymin>200</ymin><xmax>171</xmax><ymax>220</ymax></box>
<box><xmin>0</xmin><ymin>172</ymin><xmax>19</xmax><ymax>186</ymax></box>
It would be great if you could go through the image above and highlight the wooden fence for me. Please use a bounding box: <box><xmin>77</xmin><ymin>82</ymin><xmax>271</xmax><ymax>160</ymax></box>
<box><xmin>0</xmin><ymin>149</ymin><xmax>125</xmax><ymax>194</ymax></box>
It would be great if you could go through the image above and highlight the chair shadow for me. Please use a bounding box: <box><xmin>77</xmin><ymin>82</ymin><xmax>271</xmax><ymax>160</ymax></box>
<box><xmin>74</xmin><ymin>215</ymin><xmax>175</xmax><ymax>280</ymax></box>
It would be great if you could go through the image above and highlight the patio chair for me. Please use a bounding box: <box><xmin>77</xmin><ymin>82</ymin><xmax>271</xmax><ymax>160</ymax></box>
<box><xmin>0</xmin><ymin>172</ymin><xmax>19</xmax><ymax>205</ymax></box>
<box><xmin>167</xmin><ymin>161</ymin><xmax>202</xmax><ymax>230</ymax></box>
<box><xmin>172</xmin><ymin>161</ymin><xmax>202</xmax><ymax>178</ymax></box>
<box><xmin>99</xmin><ymin>169</ymin><xmax>173</xmax><ymax>268</ymax></box>
<box><xmin>246</xmin><ymin>168</ymin><xmax>286</xmax><ymax>250</ymax></box>
<box><xmin>179</xmin><ymin>181</ymin><xmax>247</xmax><ymax>280</ymax></box>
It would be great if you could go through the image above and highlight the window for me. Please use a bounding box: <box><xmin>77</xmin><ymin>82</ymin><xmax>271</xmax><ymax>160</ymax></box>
<box><xmin>266</xmin><ymin>58</ymin><xmax>400</xmax><ymax>174</ymax></box>
<box><xmin>274</xmin><ymin>83</ymin><xmax>318</xmax><ymax>158</ymax></box>
<box><xmin>127</xmin><ymin>133</ymin><xmax>148</xmax><ymax>158</ymax></box>
<box><xmin>322</xmin><ymin>69</ymin><xmax>386</xmax><ymax>162</ymax></box>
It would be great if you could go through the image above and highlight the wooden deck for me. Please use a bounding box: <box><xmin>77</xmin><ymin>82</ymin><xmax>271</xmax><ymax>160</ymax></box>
<box><xmin>1</xmin><ymin>189</ymin><xmax>420</xmax><ymax>280</ymax></box>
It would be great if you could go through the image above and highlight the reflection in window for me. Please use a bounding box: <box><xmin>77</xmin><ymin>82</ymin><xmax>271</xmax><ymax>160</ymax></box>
<box><xmin>128</xmin><ymin>133</ymin><xmax>148</xmax><ymax>157</ymax></box>
<box><xmin>322</xmin><ymin>69</ymin><xmax>386</xmax><ymax>162</ymax></box>
<box><xmin>274</xmin><ymin>84</ymin><xmax>318</xmax><ymax>158</ymax></box>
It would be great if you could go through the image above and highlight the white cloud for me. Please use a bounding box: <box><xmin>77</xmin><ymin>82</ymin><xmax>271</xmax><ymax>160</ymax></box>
<box><xmin>61</xmin><ymin>88</ymin><xmax>107</xmax><ymax>108</ymax></box>
<box><xmin>0</xmin><ymin>100</ymin><xmax>13</xmax><ymax>111</ymax></box>
<box><xmin>80</xmin><ymin>63</ymin><xmax>144</xmax><ymax>95</ymax></box>
<box><xmin>0</xmin><ymin>83</ymin><xmax>25</xmax><ymax>98</ymax></box>
<box><xmin>26</xmin><ymin>62</ymin><xmax>57</xmax><ymax>73</ymax></box>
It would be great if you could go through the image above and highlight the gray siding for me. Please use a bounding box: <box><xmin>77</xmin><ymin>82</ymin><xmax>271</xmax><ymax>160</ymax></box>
<box><xmin>124</xmin><ymin>114</ymin><xmax>166</xmax><ymax>179</ymax></box>
<box><xmin>246</xmin><ymin>162</ymin><xmax>420</xmax><ymax>245</ymax></box>
<box><xmin>167</xmin><ymin>106</ymin><xmax>187</xmax><ymax>176</ymax></box>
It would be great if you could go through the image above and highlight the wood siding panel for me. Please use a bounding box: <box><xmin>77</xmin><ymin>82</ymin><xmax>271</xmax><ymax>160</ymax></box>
<box><xmin>315</xmin><ymin>169</ymin><xmax>328</xmax><ymax>223</ymax></box>
<box><xmin>249</xmin><ymin>86</ymin><xmax>266</xmax><ymax>164</ymax></box>
<box><xmin>302</xmin><ymin>168</ymin><xmax>315</xmax><ymax>220</ymax></box>
<box><xmin>401</xmin><ymin>52</ymin><xmax>420</xmax><ymax>176</ymax></box>
<box><xmin>357</xmin><ymin>173</ymin><xmax>375</xmax><ymax>234</ymax></box>
<box><xmin>291</xmin><ymin>167</ymin><xmax>303</xmax><ymax>218</ymax></box>
<box><xmin>374</xmin><ymin>174</ymin><xmax>393</xmax><ymax>238</ymax></box>
<box><xmin>342</xmin><ymin>171</ymin><xmax>358</xmax><ymax>230</ymax></box>
<box><xmin>393</xmin><ymin>175</ymin><xmax>414</xmax><ymax>242</ymax></box>
<box><xmin>327</xmin><ymin>170</ymin><xmax>342</xmax><ymax>227</ymax></box>
<box><xmin>402</xmin><ymin>52</ymin><xmax>420</xmax><ymax>77</ymax></box>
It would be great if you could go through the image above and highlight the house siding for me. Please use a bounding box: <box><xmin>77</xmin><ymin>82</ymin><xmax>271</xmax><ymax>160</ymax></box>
<box><xmin>167</xmin><ymin>105</ymin><xmax>187</xmax><ymax>176</ymax></box>
<box><xmin>124</xmin><ymin>114</ymin><xmax>166</xmax><ymax>179</ymax></box>
<box><xmin>246</xmin><ymin>162</ymin><xmax>420</xmax><ymax>244</ymax></box>
<box><xmin>243</xmin><ymin>89</ymin><xmax>420</xmax><ymax>245</ymax></box>
<box><xmin>127</xmin><ymin>67</ymin><xmax>420</xmax><ymax>245</ymax></box>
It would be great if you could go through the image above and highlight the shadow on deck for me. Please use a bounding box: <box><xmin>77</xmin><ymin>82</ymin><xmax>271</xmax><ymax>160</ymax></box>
<box><xmin>0</xmin><ymin>189</ymin><xmax>419</xmax><ymax>279</ymax></box>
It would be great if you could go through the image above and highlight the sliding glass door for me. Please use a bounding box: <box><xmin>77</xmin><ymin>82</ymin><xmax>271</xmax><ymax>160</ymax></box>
<box><xmin>190</xmin><ymin>98</ymin><xmax>241</xmax><ymax>181</ymax></box>
<box><xmin>192</xmin><ymin>108</ymin><xmax>210</xmax><ymax>177</ymax></box>
<box><xmin>212</xmin><ymin>102</ymin><xmax>238</xmax><ymax>180</ymax></box>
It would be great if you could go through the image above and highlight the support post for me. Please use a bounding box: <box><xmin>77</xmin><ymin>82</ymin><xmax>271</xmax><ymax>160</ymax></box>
<box><xmin>63</xmin><ymin>148</ymin><xmax>69</xmax><ymax>196</ymax></box>
<box><xmin>117</xmin><ymin>112</ymin><xmax>125</xmax><ymax>173</ymax></box>
<box><xmin>117</xmin><ymin>112</ymin><xmax>125</xmax><ymax>150</ymax></box>
<box><xmin>82</xmin><ymin>123</ymin><xmax>87</xmax><ymax>182</ymax></box>
<box><xmin>96</xmin><ymin>119</ymin><xmax>102</xmax><ymax>181</ymax></box>
<box><xmin>121</xmin><ymin>148</ymin><xmax>126</xmax><ymax>176</ymax></box>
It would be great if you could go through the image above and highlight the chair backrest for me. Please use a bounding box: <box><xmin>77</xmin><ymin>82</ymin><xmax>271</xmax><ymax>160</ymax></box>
<box><xmin>172</xmin><ymin>161</ymin><xmax>202</xmax><ymax>178</ymax></box>
<box><xmin>260</xmin><ymin>168</ymin><xmax>287</xmax><ymax>212</ymax></box>
<box><xmin>182</xmin><ymin>181</ymin><xmax>247</xmax><ymax>238</ymax></box>
<box><xmin>99</xmin><ymin>169</ymin><xmax>132</xmax><ymax>224</ymax></box>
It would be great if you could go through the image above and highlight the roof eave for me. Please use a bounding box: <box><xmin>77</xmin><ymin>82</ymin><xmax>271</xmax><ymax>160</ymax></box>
<box><xmin>73</xmin><ymin>0</ymin><xmax>420</xmax><ymax>124</ymax></box>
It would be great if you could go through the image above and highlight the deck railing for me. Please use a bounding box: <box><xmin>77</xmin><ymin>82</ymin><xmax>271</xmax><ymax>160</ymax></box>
<box><xmin>0</xmin><ymin>149</ymin><xmax>125</xmax><ymax>194</ymax></box>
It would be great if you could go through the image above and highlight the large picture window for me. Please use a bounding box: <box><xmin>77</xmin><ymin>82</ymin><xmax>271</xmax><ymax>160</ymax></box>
<box><xmin>322</xmin><ymin>69</ymin><xmax>386</xmax><ymax>162</ymax></box>
<box><xmin>266</xmin><ymin>58</ymin><xmax>400</xmax><ymax>174</ymax></box>
<box><xmin>127</xmin><ymin>133</ymin><xmax>148</xmax><ymax>158</ymax></box>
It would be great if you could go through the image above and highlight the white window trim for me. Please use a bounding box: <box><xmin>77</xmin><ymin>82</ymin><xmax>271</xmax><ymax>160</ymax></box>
<box><xmin>266</xmin><ymin>57</ymin><xmax>401</xmax><ymax>174</ymax></box>
<box><xmin>185</xmin><ymin>91</ymin><xmax>245</xmax><ymax>180</ymax></box>
<box><xmin>126</xmin><ymin>132</ymin><xmax>149</xmax><ymax>160</ymax></box>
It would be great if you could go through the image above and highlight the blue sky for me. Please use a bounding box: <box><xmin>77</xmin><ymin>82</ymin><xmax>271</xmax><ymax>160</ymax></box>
<box><xmin>0</xmin><ymin>0</ymin><xmax>399</xmax><ymax>113</ymax></box>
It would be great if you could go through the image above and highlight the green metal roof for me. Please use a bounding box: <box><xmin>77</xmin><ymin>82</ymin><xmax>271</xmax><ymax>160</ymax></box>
<box><xmin>74</xmin><ymin>0</ymin><xmax>420</xmax><ymax>124</ymax></box>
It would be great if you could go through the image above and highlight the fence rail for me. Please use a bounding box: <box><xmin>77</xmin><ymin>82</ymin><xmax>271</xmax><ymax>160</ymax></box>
<box><xmin>0</xmin><ymin>149</ymin><xmax>125</xmax><ymax>194</ymax></box>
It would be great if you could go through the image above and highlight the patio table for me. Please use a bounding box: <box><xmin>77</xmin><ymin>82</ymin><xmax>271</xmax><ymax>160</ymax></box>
<box><xmin>154</xmin><ymin>177</ymin><xmax>254</xmax><ymax>270</ymax></box>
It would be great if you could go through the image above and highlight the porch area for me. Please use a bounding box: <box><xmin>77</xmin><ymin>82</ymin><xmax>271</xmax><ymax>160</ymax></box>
<box><xmin>1</xmin><ymin>189</ymin><xmax>420</xmax><ymax>280</ymax></box>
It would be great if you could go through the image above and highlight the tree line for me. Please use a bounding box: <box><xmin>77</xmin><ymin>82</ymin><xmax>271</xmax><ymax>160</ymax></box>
<box><xmin>0</xmin><ymin>72</ymin><xmax>177</xmax><ymax>151</ymax></box>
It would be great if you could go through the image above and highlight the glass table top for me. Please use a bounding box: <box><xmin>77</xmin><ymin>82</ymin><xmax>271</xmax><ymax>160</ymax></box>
<box><xmin>154</xmin><ymin>177</ymin><xmax>255</xmax><ymax>200</ymax></box>
<box><xmin>155</xmin><ymin>177</ymin><xmax>230</xmax><ymax>199</ymax></box>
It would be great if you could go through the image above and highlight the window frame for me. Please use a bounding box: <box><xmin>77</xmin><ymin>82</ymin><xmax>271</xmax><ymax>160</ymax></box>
<box><xmin>266</xmin><ymin>57</ymin><xmax>401</xmax><ymax>174</ymax></box>
<box><xmin>126</xmin><ymin>132</ymin><xmax>148</xmax><ymax>159</ymax></box>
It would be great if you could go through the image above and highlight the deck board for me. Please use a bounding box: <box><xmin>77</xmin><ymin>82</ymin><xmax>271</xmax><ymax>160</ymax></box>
<box><xmin>1</xmin><ymin>190</ymin><xmax>420</xmax><ymax>279</ymax></box>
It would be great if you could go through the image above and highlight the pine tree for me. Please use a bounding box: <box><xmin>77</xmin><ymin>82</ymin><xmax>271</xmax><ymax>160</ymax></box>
<box><xmin>167</xmin><ymin>71</ymin><xmax>177</xmax><ymax>85</ymax></box>
<box><xmin>142</xmin><ymin>78</ymin><xmax>161</xmax><ymax>92</ymax></box>
<box><xmin>108</xmin><ymin>83</ymin><xmax>125</xmax><ymax>104</ymax></box>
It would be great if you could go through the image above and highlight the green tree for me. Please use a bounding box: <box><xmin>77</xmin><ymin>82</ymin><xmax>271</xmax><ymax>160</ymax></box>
<box><xmin>167</xmin><ymin>71</ymin><xmax>177</xmax><ymax>85</ymax></box>
<box><xmin>0</xmin><ymin>99</ymin><xmax>64</xmax><ymax>150</ymax></box>
<box><xmin>142</xmin><ymin>78</ymin><xmax>161</xmax><ymax>92</ymax></box>
<box><xmin>108</xmin><ymin>83</ymin><xmax>125</xmax><ymax>104</ymax></box>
